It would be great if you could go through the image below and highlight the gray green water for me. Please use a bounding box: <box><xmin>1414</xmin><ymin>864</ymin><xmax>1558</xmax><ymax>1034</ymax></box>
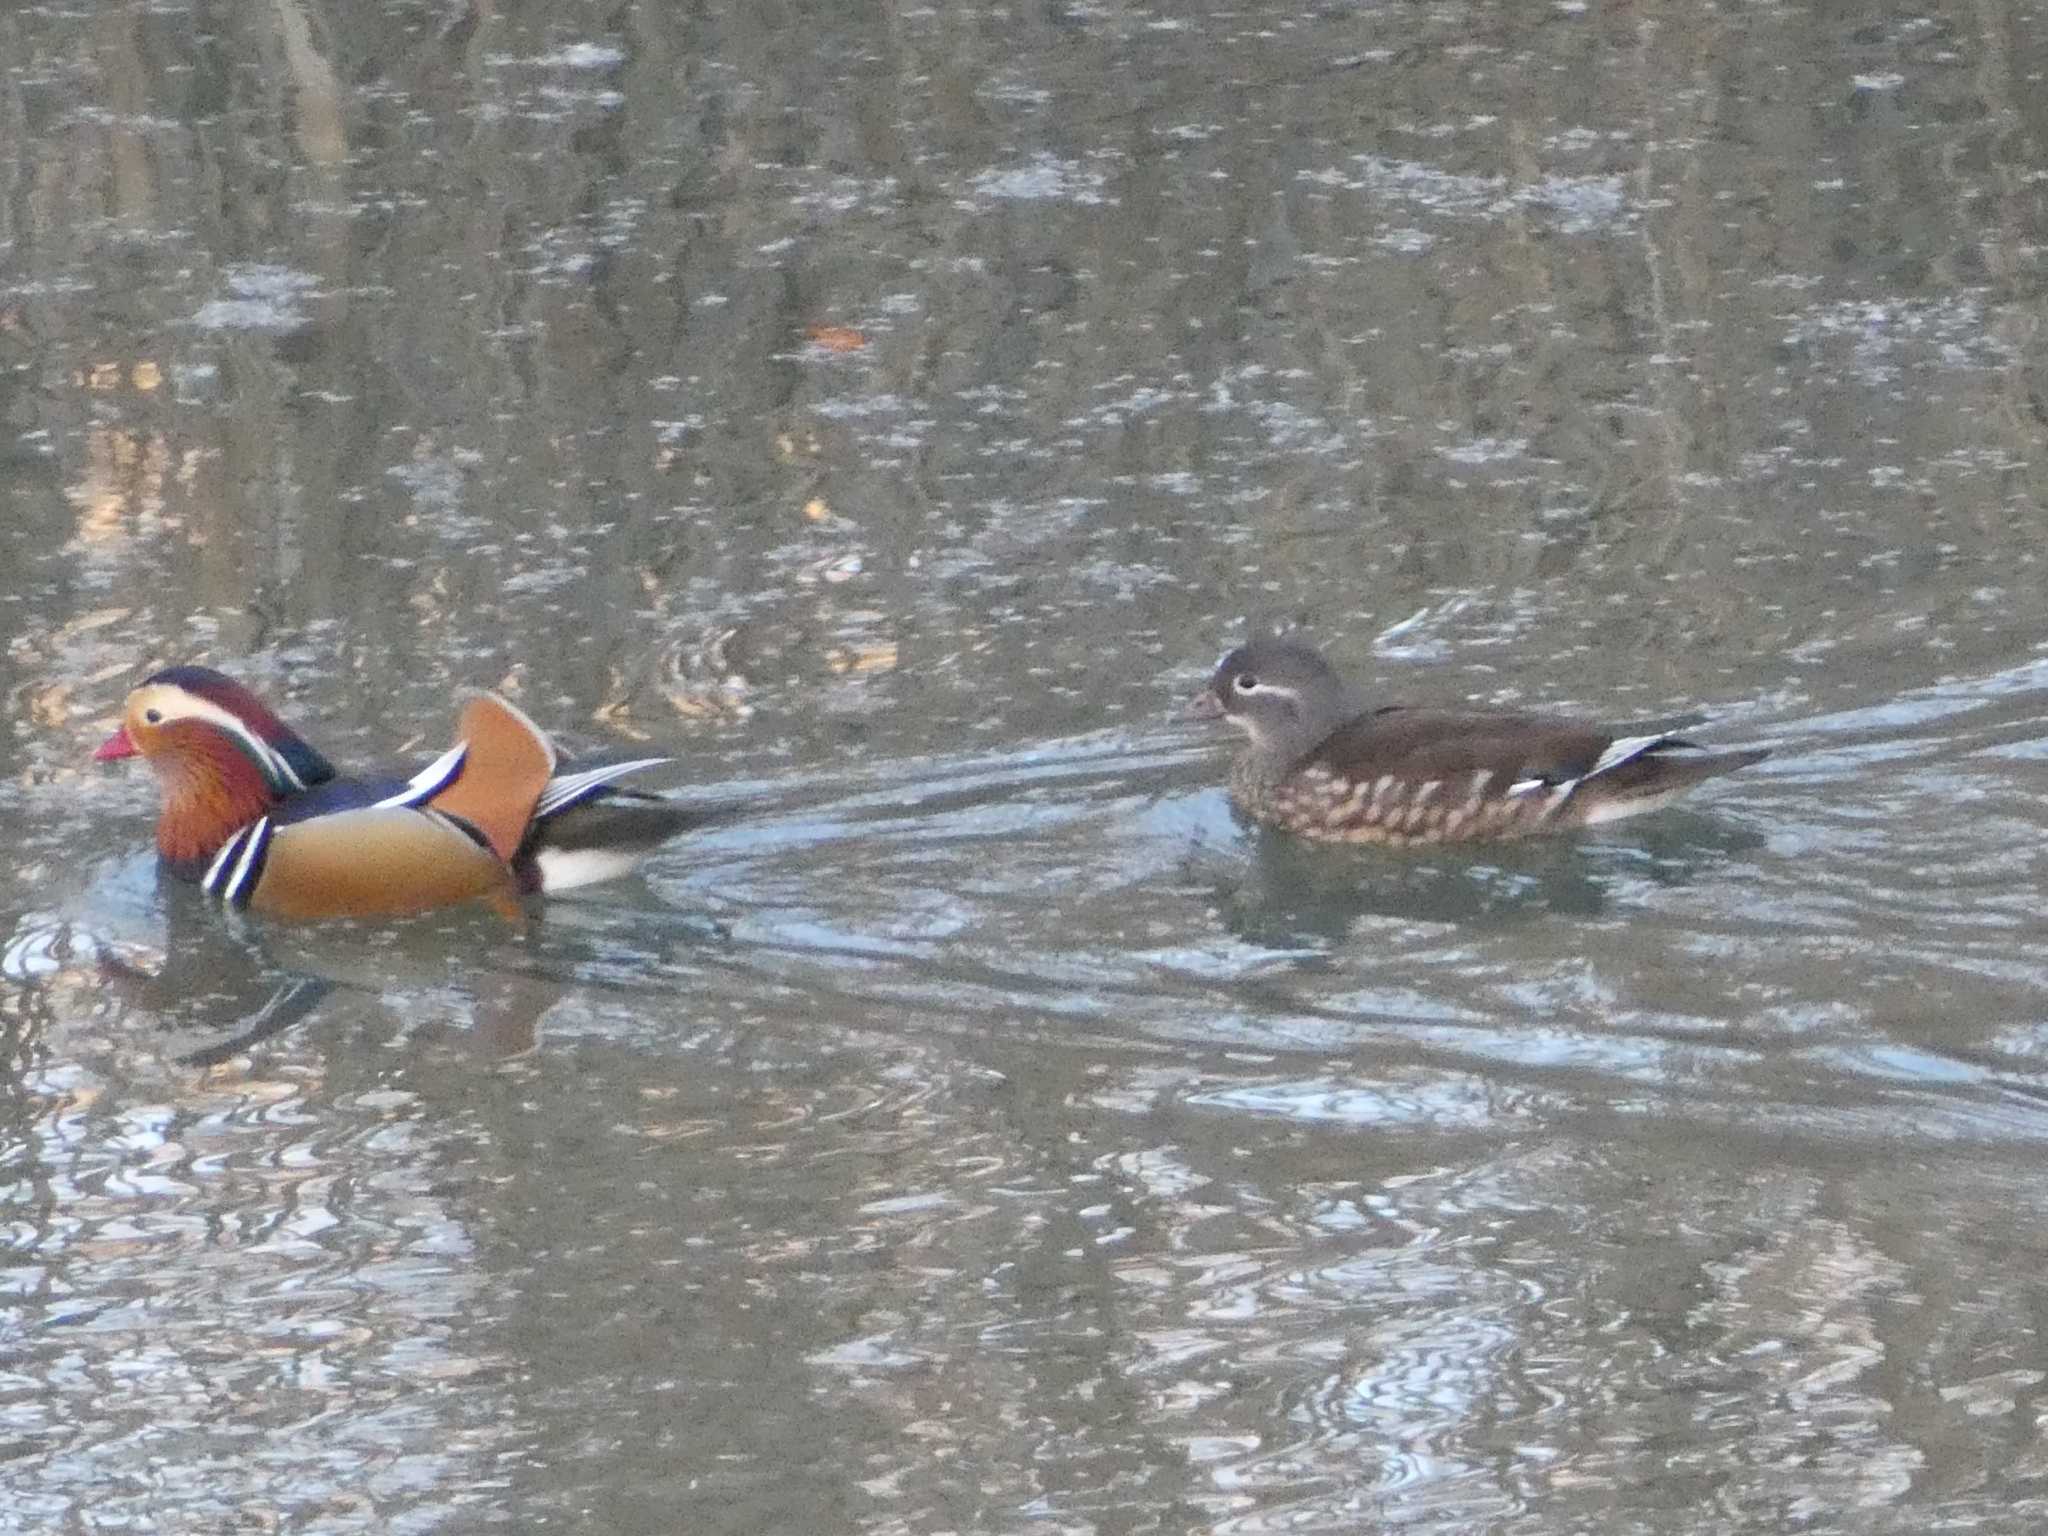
<box><xmin>5</xmin><ymin>1</ymin><xmax>2048</xmax><ymax>1530</ymax></box>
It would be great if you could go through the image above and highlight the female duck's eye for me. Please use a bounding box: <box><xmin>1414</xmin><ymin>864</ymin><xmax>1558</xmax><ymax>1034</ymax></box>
<box><xmin>1233</xmin><ymin>674</ymin><xmax>1258</xmax><ymax>693</ymax></box>
<box><xmin>143</xmin><ymin>708</ymin><xmax>163</xmax><ymax>724</ymax></box>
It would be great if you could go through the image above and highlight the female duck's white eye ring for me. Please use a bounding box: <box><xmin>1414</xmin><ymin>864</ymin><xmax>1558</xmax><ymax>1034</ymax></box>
<box><xmin>1233</xmin><ymin>674</ymin><xmax>1258</xmax><ymax>693</ymax></box>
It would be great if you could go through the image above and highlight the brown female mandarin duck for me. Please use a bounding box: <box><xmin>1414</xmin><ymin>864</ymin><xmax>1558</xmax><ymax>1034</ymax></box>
<box><xmin>1190</xmin><ymin>638</ymin><xmax>1768</xmax><ymax>844</ymax></box>
<box><xmin>94</xmin><ymin>666</ymin><xmax>726</xmax><ymax>920</ymax></box>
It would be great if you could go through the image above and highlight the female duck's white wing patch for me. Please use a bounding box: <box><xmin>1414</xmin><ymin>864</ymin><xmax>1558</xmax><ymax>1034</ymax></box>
<box><xmin>1586</xmin><ymin>733</ymin><xmax>1678</xmax><ymax>779</ymax></box>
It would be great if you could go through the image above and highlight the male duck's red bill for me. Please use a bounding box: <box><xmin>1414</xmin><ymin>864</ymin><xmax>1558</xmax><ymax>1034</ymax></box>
<box><xmin>95</xmin><ymin>665</ymin><xmax>729</xmax><ymax>920</ymax></box>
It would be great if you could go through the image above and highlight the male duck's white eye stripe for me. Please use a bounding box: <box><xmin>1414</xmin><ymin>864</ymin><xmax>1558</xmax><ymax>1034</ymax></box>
<box><xmin>262</xmin><ymin>740</ymin><xmax>307</xmax><ymax>793</ymax></box>
<box><xmin>1506</xmin><ymin>778</ymin><xmax>1547</xmax><ymax>798</ymax></box>
<box><xmin>374</xmin><ymin>743</ymin><xmax>468</xmax><ymax>809</ymax></box>
<box><xmin>165</xmin><ymin>694</ymin><xmax>308</xmax><ymax>792</ymax></box>
<box><xmin>214</xmin><ymin>718</ymin><xmax>302</xmax><ymax>792</ymax></box>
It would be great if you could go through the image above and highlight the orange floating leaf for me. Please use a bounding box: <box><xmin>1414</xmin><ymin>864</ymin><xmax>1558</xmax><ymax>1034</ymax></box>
<box><xmin>806</xmin><ymin>324</ymin><xmax>868</xmax><ymax>353</ymax></box>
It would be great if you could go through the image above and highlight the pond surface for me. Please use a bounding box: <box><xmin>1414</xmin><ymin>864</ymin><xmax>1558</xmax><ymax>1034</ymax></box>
<box><xmin>5</xmin><ymin>0</ymin><xmax>2048</xmax><ymax>1530</ymax></box>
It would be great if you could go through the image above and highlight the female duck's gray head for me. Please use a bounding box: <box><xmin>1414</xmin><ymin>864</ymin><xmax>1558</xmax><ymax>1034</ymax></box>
<box><xmin>1189</xmin><ymin>638</ymin><xmax>1358</xmax><ymax>765</ymax></box>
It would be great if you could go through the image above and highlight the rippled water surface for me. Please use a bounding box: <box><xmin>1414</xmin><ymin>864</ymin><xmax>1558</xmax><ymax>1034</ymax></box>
<box><xmin>6</xmin><ymin>0</ymin><xmax>2048</xmax><ymax>1530</ymax></box>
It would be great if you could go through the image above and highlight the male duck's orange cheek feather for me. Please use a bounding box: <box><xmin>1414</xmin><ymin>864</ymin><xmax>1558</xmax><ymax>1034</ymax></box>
<box><xmin>147</xmin><ymin>723</ymin><xmax>289</xmax><ymax>869</ymax></box>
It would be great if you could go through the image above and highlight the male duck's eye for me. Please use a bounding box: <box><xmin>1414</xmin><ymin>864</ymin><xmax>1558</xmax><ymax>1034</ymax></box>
<box><xmin>1233</xmin><ymin>674</ymin><xmax>1258</xmax><ymax>693</ymax></box>
<box><xmin>143</xmin><ymin>708</ymin><xmax>163</xmax><ymax>724</ymax></box>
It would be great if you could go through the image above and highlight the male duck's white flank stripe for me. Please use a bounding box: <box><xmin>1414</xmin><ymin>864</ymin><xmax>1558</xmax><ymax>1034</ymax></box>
<box><xmin>221</xmin><ymin>818</ymin><xmax>273</xmax><ymax>909</ymax></box>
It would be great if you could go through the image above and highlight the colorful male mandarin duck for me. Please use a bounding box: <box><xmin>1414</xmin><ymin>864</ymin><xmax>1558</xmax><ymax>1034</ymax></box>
<box><xmin>1190</xmin><ymin>637</ymin><xmax>1769</xmax><ymax>845</ymax></box>
<box><xmin>94</xmin><ymin>666</ymin><xmax>725</xmax><ymax>920</ymax></box>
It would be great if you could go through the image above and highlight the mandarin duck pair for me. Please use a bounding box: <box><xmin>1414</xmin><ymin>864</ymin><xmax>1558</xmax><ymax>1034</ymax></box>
<box><xmin>97</xmin><ymin>638</ymin><xmax>1769</xmax><ymax>922</ymax></box>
